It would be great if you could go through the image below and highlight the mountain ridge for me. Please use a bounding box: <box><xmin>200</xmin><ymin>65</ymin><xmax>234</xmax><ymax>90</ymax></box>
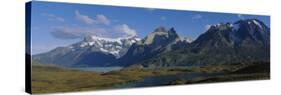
<box><xmin>130</xmin><ymin>19</ymin><xmax>270</xmax><ymax>68</ymax></box>
<box><xmin>117</xmin><ymin>27</ymin><xmax>182</xmax><ymax>66</ymax></box>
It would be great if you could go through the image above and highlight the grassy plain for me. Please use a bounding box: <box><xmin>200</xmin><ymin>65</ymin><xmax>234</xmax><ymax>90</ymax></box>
<box><xmin>31</xmin><ymin>62</ymin><xmax>269</xmax><ymax>94</ymax></box>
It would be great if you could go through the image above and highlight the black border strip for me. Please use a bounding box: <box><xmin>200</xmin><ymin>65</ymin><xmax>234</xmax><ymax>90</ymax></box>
<box><xmin>25</xmin><ymin>1</ymin><xmax>32</xmax><ymax>94</ymax></box>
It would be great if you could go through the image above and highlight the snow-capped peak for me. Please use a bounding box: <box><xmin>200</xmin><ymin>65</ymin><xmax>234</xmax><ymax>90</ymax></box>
<box><xmin>180</xmin><ymin>37</ymin><xmax>193</xmax><ymax>43</ymax></box>
<box><xmin>77</xmin><ymin>36</ymin><xmax>141</xmax><ymax>58</ymax></box>
<box><xmin>252</xmin><ymin>20</ymin><xmax>263</xmax><ymax>29</ymax></box>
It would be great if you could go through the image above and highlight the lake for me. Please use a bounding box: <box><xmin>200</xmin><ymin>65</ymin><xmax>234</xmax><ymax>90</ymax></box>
<box><xmin>114</xmin><ymin>72</ymin><xmax>222</xmax><ymax>88</ymax></box>
<box><xmin>70</xmin><ymin>67</ymin><xmax>123</xmax><ymax>73</ymax></box>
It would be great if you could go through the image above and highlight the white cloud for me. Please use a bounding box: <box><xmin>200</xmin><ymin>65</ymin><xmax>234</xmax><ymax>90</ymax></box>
<box><xmin>75</xmin><ymin>10</ymin><xmax>96</xmax><ymax>25</ymax></box>
<box><xmin>146</xmin><ymin>8</ymin><xmax>156</xmax><ymax>11</ymax></box>
<box><xmin>49</xmin><ymin>10</ymin><xmax>135</xmax><ymax>40</ymax></box>
<box><xmin>192</xmin><ymin>14</ymin><xmax>203</xmax><ymax>21</ymax></box>
<box><xmin>75</xmin><ymin>10</ymin><xmax>111</xmax><ymax>25</ymax></box>
<box><xmin>96</xmin><ymin>14</ymin><xmax>110</xmax><ymax>25</ymax></box>
<box><xmin>114</xmin><ymin>24</ymin><xmax>137</xmax><ymax>38</ymax></box>
<box><xmin>50</xmin><ymin>26</ymin><xmax>106</xmax><ymax>39</ymax></box>
<box><xmin>160</xmin><ymin>16</ymin><xmax>166</xmax><ymax>21</ymax></box>
<box><xmin>50</xmin><ymin>26</ymin><xmax>85</xmax><ymax>39</ymax></box>
<box><xmin>53</xmin><ymin>16</ymin><xmax>64</xmax><ymax>22</ymax></box>
<box><xmin>50</xmin><ymin>24</ymin><xmax>137</xmax><ymax>39</ymax></box>
<box><xmin>43</xmin><ymin>13</ymin><xmax>65</xmax><ymax>22</ymax></box>
<box><xmin>32</xmin><ymin>44</ymin><xmax>64</xmax><ymax>54</ymax></box>
<box><xmin>31</xmin><ymin>26</ymin><xmax>40</xmax><ymax>31</ymax></box>
<box><xmin>238</xmin><ymin>14</ymin><xmax>245</xmax><ymax>20</ymax></box>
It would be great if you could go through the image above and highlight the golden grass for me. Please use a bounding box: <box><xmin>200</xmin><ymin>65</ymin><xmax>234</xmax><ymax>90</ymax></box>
<box><xmin>31</xmin><ymin>66</ymin><xmax>189</xmax><ymax>94</ymax></box>
<box><xmin>31</xmin><ymin>63</ymin><xmax>269</xmax><ymax>94</ymax></box>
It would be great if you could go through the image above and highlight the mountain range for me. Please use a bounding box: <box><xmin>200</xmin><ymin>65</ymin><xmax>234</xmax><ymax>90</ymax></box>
<box><xmin>33</xmin><ymin>19</ymin><xmax>270</xmax><ymax>68</ymax></box>
<box><xmin>132</xmin><ymin>19</ymin><xmax>270</xmax><ymax>68</ymax></box>
<box><xmin>33</xmin><ymin>35</ymin><xmax>140</xmax><ymax>67</ymax></box>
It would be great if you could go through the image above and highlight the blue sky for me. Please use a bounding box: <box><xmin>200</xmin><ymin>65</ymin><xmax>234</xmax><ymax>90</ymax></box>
<box><xmin>30</xmin><ymin>1</ymin><xmax>270</xmax><ymax>54</ymax></box>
